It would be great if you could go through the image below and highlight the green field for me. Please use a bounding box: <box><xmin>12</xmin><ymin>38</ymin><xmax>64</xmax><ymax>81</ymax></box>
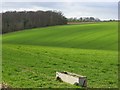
<box><xmin>2</xmin><ymin>22</ymin><xmax>118</xmax><ymax>88</ymax></box>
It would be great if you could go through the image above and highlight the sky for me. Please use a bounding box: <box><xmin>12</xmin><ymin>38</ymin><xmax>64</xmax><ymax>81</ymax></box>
<box><xmin>1</xmin><ymin>1</ymin><xmax>119</xmax><ymax>20</ymax></box>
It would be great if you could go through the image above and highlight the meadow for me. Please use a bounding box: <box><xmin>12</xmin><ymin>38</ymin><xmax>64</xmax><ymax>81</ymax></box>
<box><xmin>2</xmin><ymin>22</ymin><xmax>118</xmax><ymax>88</ymax></box>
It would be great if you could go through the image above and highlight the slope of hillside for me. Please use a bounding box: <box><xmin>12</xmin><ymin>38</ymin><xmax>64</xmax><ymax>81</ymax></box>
<box><xmin>2</xmin><ymin>22</ymin><xmax>118</xmax><ymax>88</ymax></box>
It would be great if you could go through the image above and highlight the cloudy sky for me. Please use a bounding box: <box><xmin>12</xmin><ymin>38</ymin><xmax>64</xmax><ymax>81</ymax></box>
<box><xmin>1</xmin><ymin>1</ymin><xmax>119</xmax><ymax>20</ymax></box>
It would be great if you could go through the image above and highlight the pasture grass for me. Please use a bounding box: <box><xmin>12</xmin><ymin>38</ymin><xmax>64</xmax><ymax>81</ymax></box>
<box><xmin>2</xmin><ymin>22</ymin><xmax>118</xmax><ymax>88</ymax></box>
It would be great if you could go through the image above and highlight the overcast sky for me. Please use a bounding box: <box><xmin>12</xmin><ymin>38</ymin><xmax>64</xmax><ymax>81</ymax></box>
<box><xmin>1</xmin><ymin>1</ymin><xmax>119</xmax><ymax>20</ymax></box>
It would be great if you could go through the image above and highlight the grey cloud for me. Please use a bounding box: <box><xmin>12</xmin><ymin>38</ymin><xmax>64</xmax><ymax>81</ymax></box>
<box><xmin>2</xmin><ymin>2</ymin><xmax>118</xmax><ymax>20</ymax></box>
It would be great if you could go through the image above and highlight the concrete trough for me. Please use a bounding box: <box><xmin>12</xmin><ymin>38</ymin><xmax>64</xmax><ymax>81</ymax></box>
<box><xmin>56</xmin><ymin>71</ymin><xmax>87</xmax><ymax>87</ymax></box>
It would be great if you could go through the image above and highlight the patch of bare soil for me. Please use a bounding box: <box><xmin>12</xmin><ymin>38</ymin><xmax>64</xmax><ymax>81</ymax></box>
<box><xmin>0</xmin><ymin>83</ymin><xmax>10</xmax><ymax>89</ymax></box>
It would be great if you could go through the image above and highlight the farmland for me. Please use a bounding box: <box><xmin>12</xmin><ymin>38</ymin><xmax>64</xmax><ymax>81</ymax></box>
<box><xmin>2</xmin><ymin>22</ymin><xmax>118</xmax><ymax>88</ymax></box>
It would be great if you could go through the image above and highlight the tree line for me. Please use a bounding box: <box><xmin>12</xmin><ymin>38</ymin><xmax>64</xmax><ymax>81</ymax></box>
<box><xmin>2</xmin><ymin>10</ymin><xmax>67</xmax><ymax>34</ymax></box>
<box><xmin>68</xmin><ymin>17</ymin><xmax>101</xmax><ymax>22</ymax></box>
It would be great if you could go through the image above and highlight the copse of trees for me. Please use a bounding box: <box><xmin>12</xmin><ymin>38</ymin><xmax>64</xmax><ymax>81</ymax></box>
<box><xmin>2</xmin><ymin>10</ymin><xmax>67</xmax><ymax>33</ymax></box>
<box><xmin>103</xmin><ymin>19</ymin><xmax>118</xmax><ymax>22</ymax></box>
<box><xmin>68</xmin><ymin>17</ymin><xmax>101</xmax><ymax>22</ymax></box>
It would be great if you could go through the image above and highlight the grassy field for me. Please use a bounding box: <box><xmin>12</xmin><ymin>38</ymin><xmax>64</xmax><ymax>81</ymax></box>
<box><xmin>2</xmin><ymin>22</ymin><xmax>118</xmax><ymax>88</ymax></box>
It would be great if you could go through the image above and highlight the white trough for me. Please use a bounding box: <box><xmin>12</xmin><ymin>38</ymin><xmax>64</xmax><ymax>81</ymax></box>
<box><xmin>56</xmin><ymin>71</ymin><xmax>87</xmax><ymax>87</ymax></box>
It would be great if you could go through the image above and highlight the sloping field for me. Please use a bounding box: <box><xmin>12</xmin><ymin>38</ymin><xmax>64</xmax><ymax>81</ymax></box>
<box><xmin>2</xmin><ymin>22</ymin><xmax>118</xmax><ymax>88</ymax></box>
